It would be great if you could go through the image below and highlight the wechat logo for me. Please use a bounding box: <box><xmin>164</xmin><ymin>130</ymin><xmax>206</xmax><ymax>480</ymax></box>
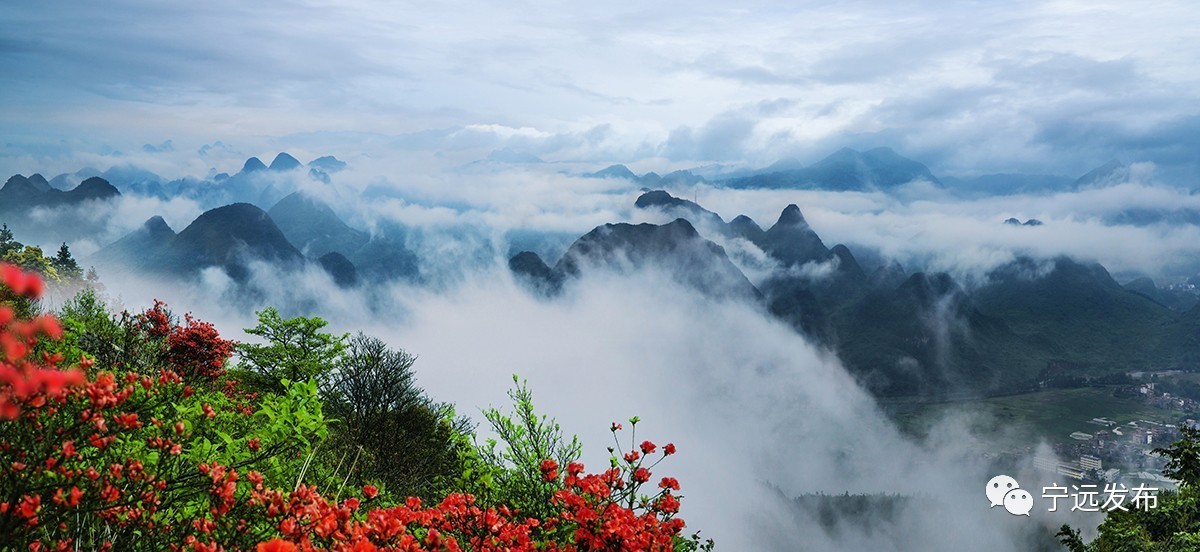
<box><xmin>986</xmin><ymin>475</ymin><xmax>1033</xmax><ymax>516</ymax></box>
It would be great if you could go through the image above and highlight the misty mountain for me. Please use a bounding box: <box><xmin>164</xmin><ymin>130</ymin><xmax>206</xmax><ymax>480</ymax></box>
<box><xmin>721</xmin><ymin>147</ymin><xmax>940</xmax><ymax>191</ymax></box>
<box><xmin>583</xmin><ymin>165</ymin><xmax>707</xmax><ymax>188</ymax></box>
<box><xmin>941</xmin><ymin>174</ymin><xmax>1072</xmax><ymax>196</ymax></box>
<box><xmin>585</xmin><ymin>164</ymin><xmax>638</xmax><ymax>180</ymax></box>
<box><xmin>25</xmin><ymin>173</ymin><xmax>52</xmax><ymax>193</ymax></box>
<box><xmin>1073</xmin><ymin>159</ymin><xmax>1126</xmax><ymax>188</ymax></box>
<box><xmin>485</xmin><ymin>148</ymin><xmax>544</xmax><ymax>164</ymax></box>
<box><xmin>541</xmin><ymin>189</ymin><xmax>1200</xmax><ymax>397</ymax></box>
<box><xmin>308</xmin><ymin>156</ymin><xmax>347</xmax><ymax>173</ymax></box>
<box><xmin>973</xmin><ymin>257</ymin><xmax>1184</xmax><ymax>371</ymax></box>
<box><xmin>1003</xmin><ymin>218</ymin><xmax>1044</xmax><ymax>226</ymax></box>
<box><xmin>634</xmin><ymin>190</ymin><xmax>728</xmax><ymax>232</ymax></box>
<box><xmin>939</xmin><ymin>159</ymin><xmax>1127</xmax><ymax>198</ymax></box>
<box><xmin>512</xmin><ymin>218</ymin><xmax>761</xmax><ymax>301</ymax></box>
<box><xmin>267</xmin><ymin>191</ymin><xmax>422</xmax><ymax>282</ymax></box>
<box><xmin>267</xmin><ymin>192</ymin><xmax>369</xmax><ymax>258</ymax></box>
<box><xmin>74</xmin><ymin>153</ymin><xmax>339</xmax><ymax>210</ymax></box>
<box><xmin>170</xmin><ymin>203</ymin><xmax>303</xmax><ymax>274</ymax></box>
<box><xmin>100</xmin><ymin>215</ymin><xmax>177</xmax><ymax>269</ymax></box>
<box><xmin>1124</xmin><ymin>276</ymin><xmax>1200</xmax><ymax>312</ymax></box>
<box><xmin>48</xmin><ymin>167</ymin><xmax>102</xmax><ymax>191</ymax></box>
<box><xmin>268</xmin><ymin>152</ymin><xmax>302</xmax><ymax>171</ymax></box>
<box><xmin>0</xmin><ymin>174</ymin><xmax>120</xmax><ymax>213</ymax></box>
<box><xmin>757</xmin><ymin>205</ymin><xmax>832</xmax><ymax>266</ymax></box>
<box><xmin>348</xmin><ymin>221</ymin><xmax>421</xmax><ymax>282</ymax></box>
<box><xmin>504</xmin><ymin>228</ymin><xmax>578</xmax><ymax>264</ymax></box>
<box><xmin>94</xmin><ymin>203</ymin><xmax>303</xmax><ymax>281</ymax></box>
<box><xmin>242</xmin><ymin>157</ymin><xmax>268</xmax><ymax>173</ymax></box>
<box><xmin>728</xmin><ymin>215</ymin><xmax>766</xmax><ymax>244</ymax></box>
<box><xmin>318</xmin><ymin>251</ymin><xmax>359</xmax><ymax>287</ymax></box>
<box><xmin>0</xmin><ymin>174</ymin><xmax>125</xmax><ymax>260</ymax></box>
<box><xmin>509</xmin><ymin>251</ymin><xmax>562</xmax><ymax>295</ymax></box>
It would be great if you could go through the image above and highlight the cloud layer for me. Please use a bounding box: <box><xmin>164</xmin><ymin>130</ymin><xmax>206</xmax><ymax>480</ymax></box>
<box><xmin>2</xmin><ymin>1</ymin><xmax>1199</xmax><ymax>180</ymax></box>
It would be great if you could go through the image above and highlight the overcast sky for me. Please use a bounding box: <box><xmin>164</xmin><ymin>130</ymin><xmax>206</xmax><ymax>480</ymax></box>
<box><xmin>3</xmin><ymin>1</ymin><xmax>1199</xmax><ymax>179</ymax></box>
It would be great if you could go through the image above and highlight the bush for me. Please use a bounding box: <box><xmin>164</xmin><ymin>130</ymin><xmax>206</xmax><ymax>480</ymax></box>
<box><xmin>0</xmin><ymin>263</ymin><xmax>710</xmax><ymax>550</ymax></box>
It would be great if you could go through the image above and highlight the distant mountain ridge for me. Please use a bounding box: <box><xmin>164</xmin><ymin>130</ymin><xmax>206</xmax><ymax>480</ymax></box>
<box><xmin>512</xmin><ymin>218</ymin><xmax>761</xmax><ymax>301</ymax></box>
<box><xmin>95</xmin><ymin>203</ymin><xmax>303</xmax><ymax>281</ymax></box>
<box><xmin>582</xmin><ymin>149</ymin><xmax>1131</xmax><ymax>198</ymax></box>
<box><xmin>510</xmin><ymin>189</ymin><xmax>1200</xmax><ymax>398</ymax></box>
<box><xmin>39</xmin><ymin>153</ymin><xmax>349</xmax><ymax>212</ymax></box>
<box><xmin>723</xmin><ymin>147</ymin><xmax>940</xmax><ymax>191</ymax></box>
<box><xmin>0</xmin><ymin>175</ymin><xmax>120</xmax><ymax>213</ymax></box>
<box><xmin>94</xmin><ymin>192</ymin><xmax>418</xmax><ymax>285</ymax></box>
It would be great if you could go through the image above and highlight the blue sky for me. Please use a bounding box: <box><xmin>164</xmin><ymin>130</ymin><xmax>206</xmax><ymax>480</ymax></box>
<box><xmin>2</xmin><ymin>1</ymin><xmax>1199</xmax><ymax>179</ymax></box>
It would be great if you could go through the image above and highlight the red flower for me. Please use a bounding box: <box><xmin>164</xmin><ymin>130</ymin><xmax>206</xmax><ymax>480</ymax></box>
<box><xmin>1</xmin><ymin>264</ymin><xmax>44</xmax><ymax>298</ymax></box>
<box><xmin>362</xmin><ymin>485</ymin><xmax>378</xmax><ymax>499</ymax></box>
<box><xmin>659</xmin><ymin>477</ymin><xmax>680</xmax><ymax>491</ymax></box>
<box><xmin>633</xmin><ymin>467</ymin><xmax>651</xmax><ymax>483</ymax></box>
<box><xmin>640</xmin><ymin>440</ymin><xmax>657</xmax><ymax>454</ymax></box>
<box><xmin>247</xmin><ymin>438</ymin><xmax>261</xmax><ymax>452</ymax></box>
<box><xmin>664</xmin><ymin>443</ymin><xmax>676</xmax><ymax>455</ymax></box>
<box><xmin>540</xmin><ymin>458</ymin><xmax>559</xmax><ymax>481</ymax></box>
<box><xmin>256</xmin><ymin>539</ymin><xmax>297</xmax><ymax>552</ymax></box>
<box><xmin>19</xmin><ymin>494</ymin><xmax>40</xmax><ymax>520</ymax></box>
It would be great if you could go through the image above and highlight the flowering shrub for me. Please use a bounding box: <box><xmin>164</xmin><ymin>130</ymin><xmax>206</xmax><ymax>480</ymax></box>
<box><xmin>0</xmin><ymin>263</ymin><xmax>710</xmax><ymax>551</ymax></box>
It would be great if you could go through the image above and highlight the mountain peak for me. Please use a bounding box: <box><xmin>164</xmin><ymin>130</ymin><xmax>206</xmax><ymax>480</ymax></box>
<box><xmin>776</xmin><ymin>204</ymin><xmax>808</xmax><ymax>226</ymax></box>
<box><xmin>486</xmin><ymin>148</ymin><xmax>544</xmax><ymax>164</ymax></box>
<box><xmin>1073</xmin><ymin>159</ymin><xmax>1126</xmax><ymax>188</ymax></box>
<box><xmin>143</xmin><ymin>215</ymin><xmax>175</xmax><ymax>237</ymax></box>
<box><xmin>308</xmin><ymin>155</ymin><xmax>347</xmax><ymax>173</ymax></box>
<box><xmin>72</xmin><ymin>177</ymin><xmax>120</xmax><ymax>199</ymax></box>
<box><xmin>269</xmin><ymin>152</ymin><xmax>302</xmax><ymax>171</ymax></box>
<box><xmin>2</xmin><ymin>174</ymin><xmax>36</xmax><ymax>194</ymax></box>
<box><xmin>318</xmin><ymin>251</ymin><xmax>359</xmax><ymax>287</ymax></box>
<box><xmin>174</xmin><ymin>203</ymin><xmax>302</xmax><ymax>267</ymax></box>
<box><xmin>241</xmin><ymin>157</ymin><xmax>268</xmax><ymax>173</ymax></box>
<box><xmin>587</xmin><ymin>164</ymin><xmax>638</xmax><ymax>179</ymax></box>
<box><xmin>26</xmin><ymin>173</ymin><xmax>51</xmax><ymax>192</ymax></box>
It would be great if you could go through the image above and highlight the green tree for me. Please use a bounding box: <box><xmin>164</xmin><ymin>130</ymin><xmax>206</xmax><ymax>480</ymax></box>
<box><xmin>0</xmin><ymin>223</ymin><xmax>20</xmax><ymax>258</ymax></box>
<box><xmin>3</xmin><ymin>244</ymin><xmax>57</xmax><ymax>279</ymax></box>
<box><xmin>1059</xmin><ymin>426</ymin><xmax>1200</xmax><ymax>551</ymax></box>
<box><xmin>455</xmin><ymin>376</ymin><xmax>582</xmax><ymax>520</ymax></box>
<box><xmin>236</xmin><ymin>307</ymin><xmax>346</xmax><ymax>393</ymax></box>
<box><xmin>322</xmin><ymin>333</ymin><xmax>470</xmax><ymax>499</ymax></box>
<box><xmin>50</xmin><ymin>242</ymin><xmax>82</xmax><ymax>280</ymax></box>
<box><xmin>1156</xmin><ymin>425</ymin><xmax>1200</xmax><ymax>487</ymax></box>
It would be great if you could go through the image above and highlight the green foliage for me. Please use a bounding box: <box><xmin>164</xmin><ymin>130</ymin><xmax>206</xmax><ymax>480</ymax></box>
<box><xmin>56</xmin><ymin>288</ymin><xmax>125</xmax><ymax>365</ymax></box>
<box><xmin>322</xmin><ymin>333</ymin><xmax>470</xmax><ymax>499</ymax></box>
<box><xmin>1061</xmin><ymin>428</ymin><xmax>1200</xmax><ymax>550</ymax></box>
<box><xmin>236</xmin><ymin>307</ymin><xmax>346</xmax><ymax>392</ymax></box>
<box><xmin>3</xmin><ymin>271</ymin><xmax>710</xmax><ymax>549</ymax></box>
<box><xmin>3</xmin><ymin>244</ymin><xmax>58</xmax><ymax>280</ymax></box>
<box><xmin>1156</xmin><ymin>425</ymin><xmax>1200</xmax><ymax>488</ymax></box>
<box><xmin>456</xmin><ymin>375</ymin><xmax>581</xmax><ymax>519</ymax></box>
<box><xmin>50</xmin><ymin>242</ymin><xmax>82</xmax><ymax>280</ymax></box>
<box><xmin>52</xmin><ymin>295</ymin><xmax>331</xmax><ymax>488</ymax></box>
<box><xmin>0</xmin><ymin>223</ymin><xmax>20</xmax><ymax>258</ymax></box>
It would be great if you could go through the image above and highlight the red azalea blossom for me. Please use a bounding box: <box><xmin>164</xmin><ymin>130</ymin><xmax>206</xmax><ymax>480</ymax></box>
<box><xmin>0</xmin><ymin>263</ymin><xmax>699</xmax><ymax>551</ymax></box>
<box><xmin>540</xmin><ymin>458</ymin><xmax>559</xmax><ymax>481</ymax></box>
<box><xmin>256</xmin><ymin>539</ymin><xmax>297</xmax><ymax>552</ymax></box>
